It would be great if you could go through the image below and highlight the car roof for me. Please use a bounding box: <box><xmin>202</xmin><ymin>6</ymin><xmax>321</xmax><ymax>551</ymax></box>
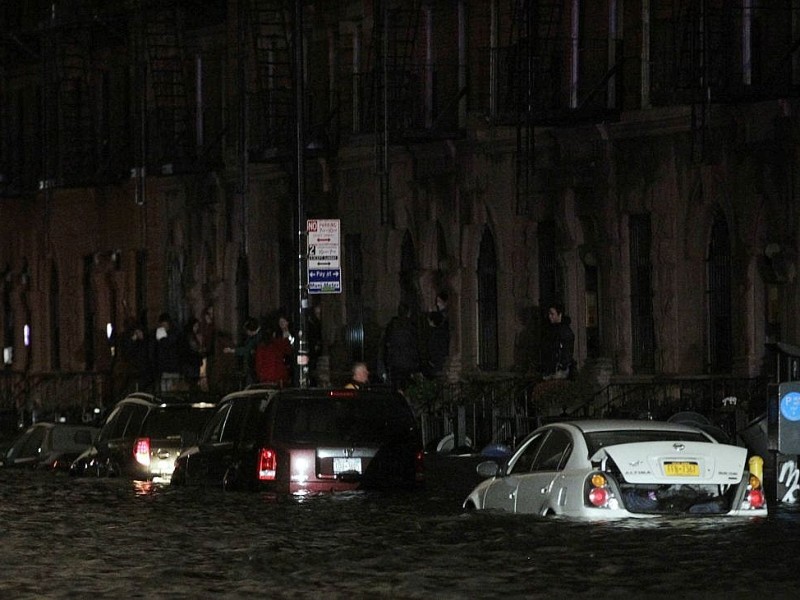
<box><xmin>118</xmin><ymin>392</ymin><xmax>217</xmax><ymax>409</ymax></box>
<box><xmin>556</xmin><ymin>419</ymin><xmax>707</xmax><ymax>435</ymax></box>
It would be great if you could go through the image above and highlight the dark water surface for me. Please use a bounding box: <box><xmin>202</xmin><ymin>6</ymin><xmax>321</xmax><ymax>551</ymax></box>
<box><xmin>1</xmin><ymin>455</ymin><xmax>799</xmax><ymax>599</ymax></box>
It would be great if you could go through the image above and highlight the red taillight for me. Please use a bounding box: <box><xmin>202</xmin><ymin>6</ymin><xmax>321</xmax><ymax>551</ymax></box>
<box><xmin>588</xmin><ymin>486</ymin><xmax>609</xmax><ymax>507</ymax></box>
<box><xmin>748</xmin><ymin>489</ymin><xmax>765</xmax><ymax>509</ymax></box>
<box><xmin>415</xmin><ymin>450</ymin><xmax>425</xmax><ymax>481</ymax></box>
<box><xmin>258</xmin><ymin>447</ymin><xmax>277</xmax><ymax>481</ymax></box>
<box><xmin>134</xmin><ymin>438</ymin><xmax>151</xmax><ymax>467</ymax></box>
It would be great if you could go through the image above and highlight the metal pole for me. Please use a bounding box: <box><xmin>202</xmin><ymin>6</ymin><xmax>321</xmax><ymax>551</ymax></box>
<box><xmin>294</xmin><ymin>0</ymin><xmax>309</xmax><ymax>387</ymax></box>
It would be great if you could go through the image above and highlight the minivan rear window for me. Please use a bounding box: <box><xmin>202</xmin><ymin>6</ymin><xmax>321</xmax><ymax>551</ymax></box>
<box><xmin>273</xmin><ymin>394</ymin><xmax>415</xmax><ymax>445</ymax></box>
<box><xmin>145</xmin><ymin>407</ymin><xmax>213</xmax><ymax>440</ymax></box>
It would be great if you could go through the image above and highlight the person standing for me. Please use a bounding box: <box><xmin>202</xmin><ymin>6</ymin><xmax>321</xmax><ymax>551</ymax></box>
<box><xmin>152</xmin><ymin>313</ymin><xmax>182</xmax><ymax>391</ymax></box>
<box><xmin>542</xmin><ymin>302</ymin><xmax>575</xmax><ymax>380</ymax></box>
<box><xmin>181</xmin><ymin>317</ymin><xmax>206</xmax><ymax>390</ymax></box>
<box><xmin>306</xmin><ymin>303</ymin><xmax>323</xmax><ymax>386</ymax></box>
<box><xmin>424</xmin><ymin>309</ymin><xmax>450</xmax><ymax>378</ymax></box>
<box><xmin>198</xmin><ymin>305</ymin><xmax>217</xmax><ymax>390</ymax></box>
<box><xmin>116</xmin><ymin>317</ymin><xmax>150</xmax><ymax>394</ymax></box>
<box><xmin>223</xmin><ymin>317</ymin><xmax>262</xmax><ymax>386</ymax></box>
<box><xmin>254</xmin><ymin>328</ymin><xmax>293</xmax><ymax>387</ymax></box>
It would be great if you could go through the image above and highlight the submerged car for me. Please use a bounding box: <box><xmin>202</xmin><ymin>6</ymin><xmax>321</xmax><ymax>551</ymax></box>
<box><xmin>171</xmin><ymin>387</ymin><xmax>424</xmax><ymax>493</ymax></box>
<box><xmin>70</xmin><ymin>392</ymin><xmax>216</xmax><ymax>482</ymax></box>
<box><xmin>1</xmin><ymin>422</ymin><xmax>99</xmax><ymax>471</ymax></box>
<box><xmin>463</xmin><ymin>419</ymin><xmax>767</xmax><ymax>518</ymax></box>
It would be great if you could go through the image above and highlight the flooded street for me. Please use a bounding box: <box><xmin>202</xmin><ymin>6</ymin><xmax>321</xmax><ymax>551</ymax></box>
<box><xmin>1</xmin><ymin>454</ymin><xmax>799</xmax><ymax>599</ymax></box>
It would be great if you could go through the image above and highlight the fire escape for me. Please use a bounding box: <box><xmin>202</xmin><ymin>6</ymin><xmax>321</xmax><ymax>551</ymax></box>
<box><xmin>369</xmin><ymin>0</ymin><xmax>422</xmax><ymax>224</ymax></box>
<box><xmin>135</xmin><ymin>1</ymin><xmax>195</xmax><ymax>172</ymax></box>
<box><xmin>245</xmin><ymin>0</ymin><xmax>296</xmax><ymax>161</ymax></box>
<box><xmin>41</xmin><ymin>6</ymin><xmax>95</xmax><ymax>187</ymax></box>
<box><xmin>664</xmin><ymin>1</ymin><xmax>800</xmax><ymax>164</ymax></box>
<box><xmin>508</xmin><ymin>0</ymin><xmax>565</xmax><ymax>215</ymax></box>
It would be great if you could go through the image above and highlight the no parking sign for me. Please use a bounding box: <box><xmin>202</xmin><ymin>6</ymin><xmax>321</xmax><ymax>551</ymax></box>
<box><xmin>307</xmin><ymin>219</ymin><xmax>341</xmax><ymax>294</ymax></box>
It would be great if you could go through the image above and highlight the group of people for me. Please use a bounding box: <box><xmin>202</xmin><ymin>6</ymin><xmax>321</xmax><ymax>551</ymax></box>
<box><xmin>113</xmin><ymin>295</ymin><xmax>575</xmax><ymax>396</ymax></box>
<box><xmin>225</xmin><ymin>307</ymin><xmax>323</xmax><ymax>388</ymax></box>
<box><xmin>114</xmin><ymin>307</ymin><xmax>217</xmax><ymax>395</ymax></box>
<box><xmin>367</xmin><ymin>291</ymin><xmax>451</xmax><ymax>392</ymax></box>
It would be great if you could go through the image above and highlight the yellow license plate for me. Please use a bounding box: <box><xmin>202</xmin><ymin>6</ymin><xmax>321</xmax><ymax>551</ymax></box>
<box><xmin>664</xmin><ymin>462</ymin><xmax>699</xmax><ymax>476</ymax></box>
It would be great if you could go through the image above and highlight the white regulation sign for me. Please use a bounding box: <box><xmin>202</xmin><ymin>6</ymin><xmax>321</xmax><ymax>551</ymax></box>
<box><xmin>307</xmin><ymin>219</ymin><xmax>341</xmax><ymax>293</ymax></box>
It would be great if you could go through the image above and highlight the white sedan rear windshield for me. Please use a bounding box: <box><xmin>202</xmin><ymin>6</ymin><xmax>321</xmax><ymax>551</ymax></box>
<box><xmin>584</xmin><ymin>429</ymin><xmax>711</xmax><ymax>456</ymax></box>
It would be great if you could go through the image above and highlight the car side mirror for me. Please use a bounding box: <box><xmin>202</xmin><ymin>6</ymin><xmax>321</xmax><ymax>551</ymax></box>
<box><xmin>476</xmin><ymin>460</ymin><xmax>502</xmax><ymax>478</ymax></box>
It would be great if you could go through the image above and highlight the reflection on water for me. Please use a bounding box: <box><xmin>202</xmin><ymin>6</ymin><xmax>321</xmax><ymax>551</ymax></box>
<box><xmin>1</xmin><ymin>455</ymin><xmax>800</xmax><ymax>599</ymax></box>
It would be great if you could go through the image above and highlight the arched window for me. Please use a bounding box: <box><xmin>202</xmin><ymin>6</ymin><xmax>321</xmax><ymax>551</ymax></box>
<box><xmin>477</xmin><ymin>227</ymin><xmax>498</xmax><ymax>370</ymax></box>
<box><xmin>707</xmin><ymin>214</ymin><xmax>732</xmax><ymax>372</ymax></box>
<box><xmin>236</xmin><ymin>254</ymin><xmax>249</xmax><ymax>334</ymax></box>
<box><xmin>400</xmin><ymin>230</ymin><xmax>419</xmax><ymax>315</ymax></box>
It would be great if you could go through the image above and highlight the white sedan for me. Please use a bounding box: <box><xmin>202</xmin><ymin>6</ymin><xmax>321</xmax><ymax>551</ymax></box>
<box><xmin>463</xmin><ymin>419</ymin><xmax>767</xmax><ymax>518</ymax></box>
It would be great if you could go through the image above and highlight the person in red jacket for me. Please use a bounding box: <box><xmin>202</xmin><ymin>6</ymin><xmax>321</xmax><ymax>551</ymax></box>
<box><xmin>255</xmin><ymin>328</ymin><xmax>293</xmax><ymax>387</ymax></box>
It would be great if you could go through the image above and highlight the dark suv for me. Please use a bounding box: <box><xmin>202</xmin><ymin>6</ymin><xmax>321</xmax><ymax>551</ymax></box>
<box><xmin>171</xmin><ymin>387</ymin><xmax>424</xmax><ymax>493</ymax></box>
<box><xmin>70</xmin><ymin>392</ymin><xmax>216</xmax><ymax>481</ymax></box>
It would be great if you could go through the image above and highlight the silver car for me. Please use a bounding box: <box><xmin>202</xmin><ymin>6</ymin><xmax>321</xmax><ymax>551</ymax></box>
<box><xmin>463</xmin><ymin>419</ymin><xmax>767</xmax><ymax>518</ymax></box>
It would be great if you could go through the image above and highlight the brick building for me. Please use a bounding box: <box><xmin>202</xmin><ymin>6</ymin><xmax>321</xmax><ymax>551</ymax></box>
<box><xmin>1</xmin><ymin>1</ymin><xmax>799</xmax><ymax>415</ymax></box>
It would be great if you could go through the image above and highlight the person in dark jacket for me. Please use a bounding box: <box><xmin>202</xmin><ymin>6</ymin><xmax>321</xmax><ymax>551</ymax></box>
<box><xmin>542</xmin><ymin>302</ymin><xmax>575</xmax><ymax>380</ymax></box>
<box><xmin>223</xmin><ymin>317</ymin><xmax>262</xmax><ymax>386</ymax></box>
<box><xmin>116</xmin><ymin>317</ymin><xmax>151</xmax><ymax>394</ymax></box>
<box><xmin>151</xmin><ymin>312</ymin><xmax>182</xmax><ymax>391</ymax></box>
<box><xmin>424</xmin><ymin>309</ymin><xmax>449</xmax><ymax>378</ymax></box>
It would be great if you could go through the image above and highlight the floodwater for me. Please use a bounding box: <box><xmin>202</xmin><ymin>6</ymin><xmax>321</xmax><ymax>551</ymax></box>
<box><xmin>1</xmin><ymin>455</ymin><xmax>799</xmax><ymax>599</ymax></box>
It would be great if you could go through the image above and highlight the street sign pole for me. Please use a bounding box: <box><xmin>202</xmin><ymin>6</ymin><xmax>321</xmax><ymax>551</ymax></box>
<box><xmin>294</xmin><ymin>0</ymin><xmax>309</xmax><ymax>388</ymax></box>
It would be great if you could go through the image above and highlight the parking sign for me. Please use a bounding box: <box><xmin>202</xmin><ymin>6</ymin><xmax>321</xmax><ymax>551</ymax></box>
<box><xmin>307</xmin><ymin>219</ymin><xmax>341</xmax><ymax>293</ymax></box>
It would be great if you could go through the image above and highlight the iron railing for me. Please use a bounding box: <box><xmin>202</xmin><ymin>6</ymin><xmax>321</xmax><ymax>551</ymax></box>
<box><xmin>407</xmin><ymin>373</ymin><xmax>769</xmax><ymax>452</ymax></box>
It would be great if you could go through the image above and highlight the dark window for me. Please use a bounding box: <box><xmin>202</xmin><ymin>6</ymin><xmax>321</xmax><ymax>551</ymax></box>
<box><xmin>399</xmin><ymin>230</ymin><xmax>419</xmax><ymax>315</ymax></box>
<box><xmin>584</xmin><ymin>257</ymin><xmax>601</xmax><ymax>358</ymax></box>
<box><xmin>273</xmin><ymin>394</ymin><xmax>415</xmax><ymax>445</ymax></box>
<box><xmin>508</xmin><ymin>432</ymin><xmax>546</xmax><ymax>475</ymax></box>
<box><xmin>97</xmin><ymin>405</ymin><xmax>125</xmax><ymax>443</ymax></box>
<box><xmin>538</xmin><ymin>220</ymin><xmax>557</xmax><ymax>307</ymax></box>
<box><xmin>143</xmin><ymin>407</ymin><xmax>213</xmax><ymax>440</ymax></box>
<box><xmin>201</xmin><ymin>403</ymin><xmax>232</xmax><ymax>444</ymax></box>
<box><xmin>50</xmin><ymin>265</ymin><xmax>60</xmax><ymax>370</ymax></box>
<box><xmin>530</xmin><ymin>429</ymin><xmax>572</xmax><ymax>472</ymax></box>
<box><xmin>707</xmin><ymin>214</ymin><xmax>732</xmax><ymax>373</ymax></box>
<box><xmin>83</xmin><ymin>255</ymin><xmax>96</xmax><ymax>370</ymax></box>
<box><xmin>8</xmin><ymin>427</ymin><xmax>47</xmax><ymax>460</ymax></box>
<box><xmin>477</xmin><ymin>227</ymin><xmax>498</xmax><ymax>370</ymax></box>
<box><xmin>123</xmin><ymin>405</ymin><xmax>148</xmax><ymax>438</ymax></box>
<box><xmin>629</xmin><ymin>214</ymin><xmax>655</xmax><ymax>372</ymax></box>
<box><xmin>223</xmin><ymin>399</ymin><xmax>254</xmax><ymax>444</ymax></box>
<box><xmin>345</xmin><ymin>233</ymin><xmax>364</xmax><ymax>363</ymax></box>
<box><xmin>236</xmin><ymin>254</ymin><xmax>250</xmax><ymax>338</ymax></box>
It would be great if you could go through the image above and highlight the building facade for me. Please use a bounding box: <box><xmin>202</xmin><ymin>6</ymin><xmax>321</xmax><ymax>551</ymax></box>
<box><xmin>1</xmin><ymin>1</ymin><xmax>799</xmax><ymax>410</ymax></box>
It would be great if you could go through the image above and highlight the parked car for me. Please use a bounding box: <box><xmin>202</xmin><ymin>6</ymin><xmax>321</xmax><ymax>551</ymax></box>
<box><xmin>463</xmin><ymin>419</ymin><xmax>767</xmax><ymax>518</ymax></box>
<box><xmin>171</xmin><ymin>387</ymin><xmax>425</xmax><ymax>493</ymax></box>
<box><xmin>1</xmin><ymin>422</ymin><xmax>99</xmax><ymax>472</ymax></box>
<box><xmin>70</xmin><ymin>392</ymin><xmax>216</xmax><ymax>482</ymax></box>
